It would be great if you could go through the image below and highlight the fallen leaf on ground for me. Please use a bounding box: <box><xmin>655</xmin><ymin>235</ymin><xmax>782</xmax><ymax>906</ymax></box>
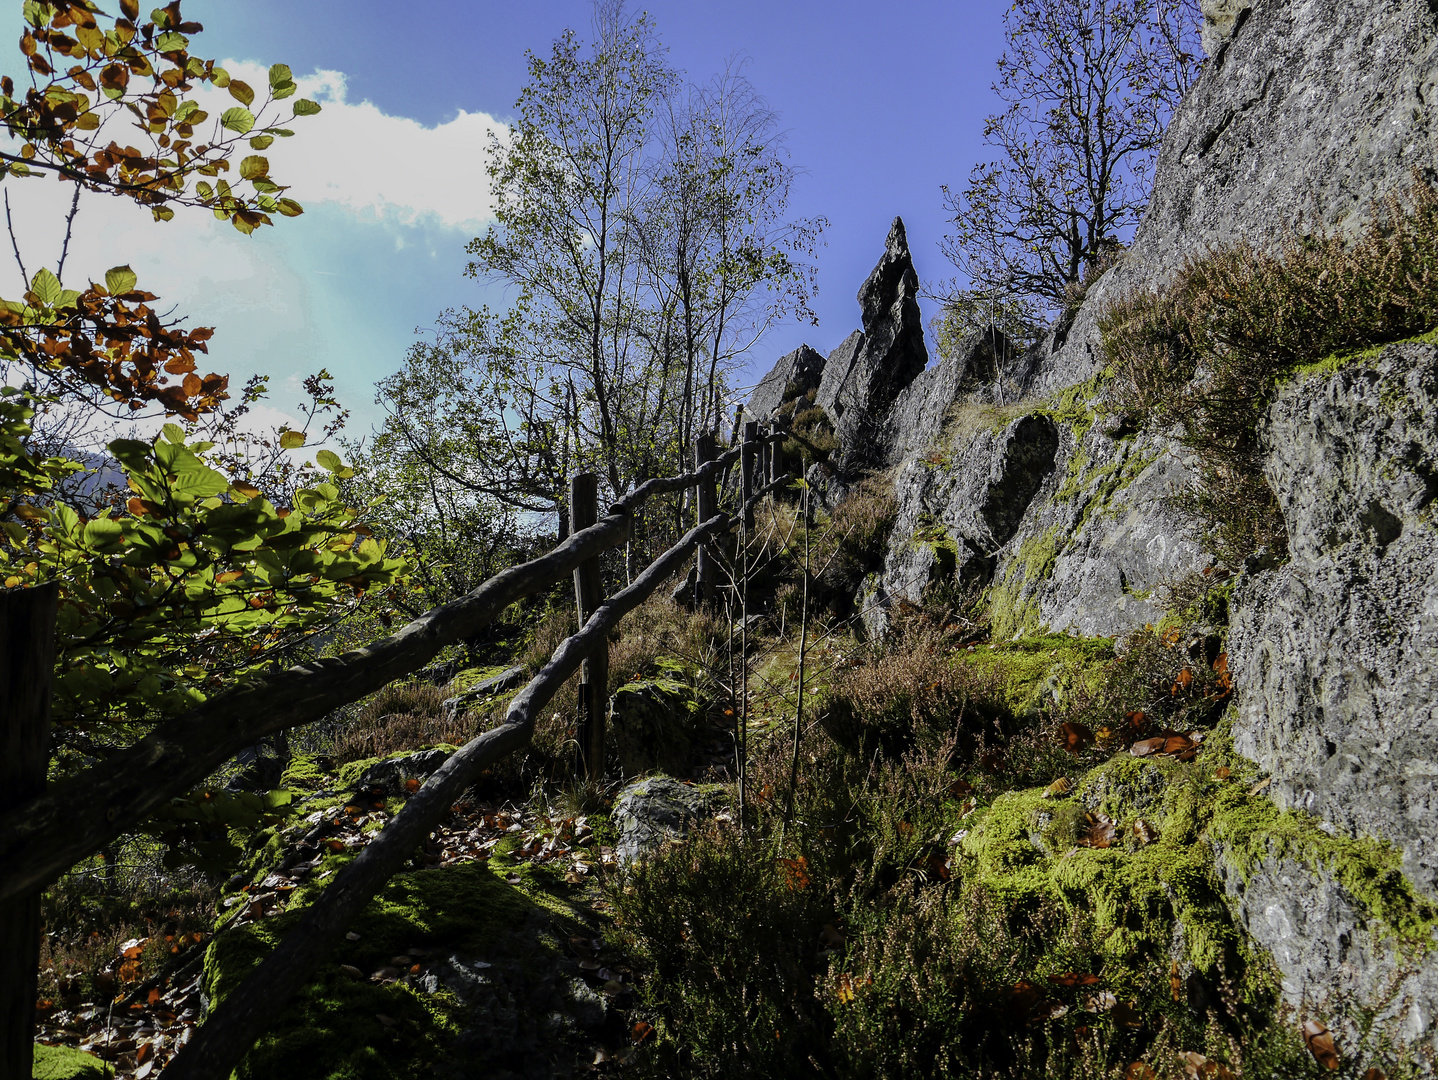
<box><xmin>1060</xmin><ymin>721</ymin><xmax>1095</xmax><ymax>754</ymax></box>
<box><xmin>1302</xmin><ymin>1019</ymin><xmax>1340</xmax><ymax>1069</ymax></box>
<box><xmin>1046</xmin><ymin>972</ymin><xmax>1099</xmax><ymax>988</ymax></box>
<box><xmin>1130</xmin><ymin>737</ymin><xmax>1166</xmax><ymax>757</ymax></box>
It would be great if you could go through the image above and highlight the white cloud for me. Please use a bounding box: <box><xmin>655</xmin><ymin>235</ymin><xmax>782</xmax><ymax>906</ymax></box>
<box><xmin>0</xmin><ymin>68</ymin><xmax>506</xmax><ymax>428</ymax></box>
<box><xmin>207</xmin><ymin>63</ymin><xmax>505</xmax><ymax>230</ymax></box>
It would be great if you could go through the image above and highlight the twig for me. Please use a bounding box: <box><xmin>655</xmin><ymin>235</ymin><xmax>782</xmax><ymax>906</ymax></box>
<box><xmin>5</xmin><ymin>190</ymin><xmax>28</xmax><ymax>290</ymax></box>
<box><xmin>56</xmin><ymin>181</ymin><xmax>80</xmax><ymax>282</ymax></box>
<box><xmin>784</xmin><ymin>482</ymin><xmax>810</xmax><ymax>832</ymax></box>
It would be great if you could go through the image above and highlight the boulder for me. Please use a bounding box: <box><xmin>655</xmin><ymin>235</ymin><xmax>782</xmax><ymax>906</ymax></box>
<box><xmin>747</xmin><ymin>344</ymin><xmax>826</xmax><ymax>421</ymax></box>
<box><xmin>347</xmin><ymin>747</ymin><xmax>454</xmax><ymax>797</ymax></box>
<box><xmin>440</xmin><ymin>665</ymin><xmax>527</xmax><ymax>724</ymax></box>
<box><xmin>611</xmin><ymin>776</ymin><xmax>718</xmax><ymax>865</ymax></box>
<box><xmin>607</xmin><ymin>676</ymin><xmax>701</xmax><ymax>779</ymax></box>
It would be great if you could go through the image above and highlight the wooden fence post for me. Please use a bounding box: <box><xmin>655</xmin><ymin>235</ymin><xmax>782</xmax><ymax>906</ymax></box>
<box><xmin>741</xmin><ymin>421</ymin><xmax>758</xmax><ymax>532</ymax></box>
<box><xmin>570</xmin><ymin>474</ymin><xmax>608</xmax><ymax>783</ymax></box>
<box><xmin>693</xmin><ymin>433</ymin><xmax>717</xmax><ymax>611</ymax></box>
<box><xmin>1</xmin><ymin>581</ymin><xmax>59</xmax><ymax>1080</ymax></box>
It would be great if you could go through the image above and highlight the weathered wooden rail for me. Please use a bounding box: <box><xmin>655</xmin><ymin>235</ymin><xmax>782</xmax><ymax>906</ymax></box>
<box><xmin>0</xmin><ymin>419</ymin><xmax>793</xmax><ymax>1079</ymax></box>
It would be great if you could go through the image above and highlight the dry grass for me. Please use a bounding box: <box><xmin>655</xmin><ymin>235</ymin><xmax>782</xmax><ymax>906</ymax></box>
<box><xmin>38</xmin><ymin>841</ymin><xmax>216</xmax><ymax>1005</ymax></box>
<box><xmin>331</xmin><ymin>680</ymin><xmax>473</xmax><ymax>766</ymax></box>
<box><xmin>1103</xmin><ymin>177</ymin><xmax>1438</xmax><ymax>565</ymax></box>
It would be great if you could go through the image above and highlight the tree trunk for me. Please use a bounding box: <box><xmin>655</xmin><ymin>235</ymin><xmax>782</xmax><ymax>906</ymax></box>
<box><xmin>0</xmin><ymin>582</ymin><xmax>59</xmax><ymax>1080</ymax></box>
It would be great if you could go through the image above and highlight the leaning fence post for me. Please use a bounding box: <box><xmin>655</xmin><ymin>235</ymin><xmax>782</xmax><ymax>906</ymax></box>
<box><xmin>1</xmin><ymin>581</ymin><xmax>59</xmax><ymax>1080</ymax></box>
<box><xmin>569</xmin><ymin>474</ymin><xmax>608</xmax><ymax>783</ymax></box>
<box><xmin>694</xmin><ymin>432</ymin><xmax>717</xmax><ymax>611</ymax></box>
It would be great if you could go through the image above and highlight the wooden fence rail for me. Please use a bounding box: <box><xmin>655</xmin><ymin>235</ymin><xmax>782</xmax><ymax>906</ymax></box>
<box><xmin>1</xmin><ymin>424</ymin><xmax>791</xmax><ymax>1079</ymax></box>
<box><xmin>162</xmin><ymin>510</ymin><xmax>738</xmax><ymax>1080</ymax></box>
<box><xmin>0</xmin><ymin>437</ymin><xmax>782</xmax><ymax>906</ymax></box>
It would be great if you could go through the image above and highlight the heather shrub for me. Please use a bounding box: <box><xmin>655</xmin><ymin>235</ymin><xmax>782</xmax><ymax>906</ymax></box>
<box><xmin>1102</xmin><ymin>179</ymin><xmax>1438</xmax><ymax>566</ymax></box>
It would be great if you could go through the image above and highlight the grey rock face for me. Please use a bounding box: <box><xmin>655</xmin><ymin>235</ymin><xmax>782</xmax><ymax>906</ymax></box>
<box><xmin>1031</xmin><ymin>0</ymin><xmax>1438</xmax><ymax>399</ymax></box>
<box><xmin>1200</xmin><ymin>0</ymin><xmax>1252</xmax><ymax>57</ymax></box>
<box><xmin>813</xmin><ymin>218</ymin><xmax>930</xmax><ymax>466</ymax></box>
<box><xmin>1228</xmin><ymin>343</ymin><xmax>1438</xmax><ymax>898</ymax></box>
<box><xmin>878</xmin><ymin>327</ymin><xmax>1013</xmax><ymax>467</ymax></box>
<box><xmin>866</xmin><ymin>414</ymin><xmax>1060</xmax><ymax>634</ymax></box>
<box><xmin>611</xmin><ymin>776</ymin><xmax>717</xmax><ymax>865</ymax></box>
<box><xmin>747</xmin><ymin>344</ymin><xmax>826</xmax><ymax>421</ymax></box>
<box><xmin>1213</xmin><ymin>851</ymin><xmax>1438</xmax><ymax>1056</ymax></box>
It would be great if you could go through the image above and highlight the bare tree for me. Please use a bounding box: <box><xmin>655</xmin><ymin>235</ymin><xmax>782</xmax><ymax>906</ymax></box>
<box><xmin>937</xmin><ymin>0</ymin><xmax>1202</xmax><ymax>338</ymax></box>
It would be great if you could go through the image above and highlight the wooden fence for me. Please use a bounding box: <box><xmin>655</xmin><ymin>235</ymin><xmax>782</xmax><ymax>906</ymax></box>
<box><xmin>0</xmin><ymin>420</ymin><xmax>794</xmax><ymax>1080</ymax></box>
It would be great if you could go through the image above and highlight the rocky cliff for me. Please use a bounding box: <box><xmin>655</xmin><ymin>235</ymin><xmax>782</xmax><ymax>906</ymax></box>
<box><xmin>745</xmin><ymin>0</ymin><xmax>1438</xmax><ymax>1059</ymax></box>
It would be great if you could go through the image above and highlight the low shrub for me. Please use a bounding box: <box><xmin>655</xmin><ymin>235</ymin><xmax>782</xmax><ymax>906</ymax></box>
<box><xmin>1102</xmin><ymin>178</ymin><xmax>1438</xmax><ymax>565</ymax></box>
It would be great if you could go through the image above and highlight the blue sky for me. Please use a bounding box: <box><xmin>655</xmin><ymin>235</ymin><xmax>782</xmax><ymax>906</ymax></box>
<box><xmin>6</xmin><ymin>1</ymin><xmax>1012</xmax><ymax>434</ymax></box>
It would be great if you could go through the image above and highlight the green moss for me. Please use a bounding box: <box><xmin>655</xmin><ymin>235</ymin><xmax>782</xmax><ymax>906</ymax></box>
<box><xmin>984</xmin><ymin>529</ymin><xmax>1064</xmax><ymax>640</ymax></box>
<box><xmin>958</xmin><ymin>768</ymin><xmax>1237</xmax><ymax>995</ymax></box>
<box><xmin>204</xmin><ymin>861</ymin><xmax>582</xmax><ymax>1080</ymax></box>
<box><xmin>959</xmin><ymin>633</ymin><xmax>1114</xmax><ymax>717</ymax></box>
<box><xmin>449</xmin><ymin>665</ymin><xmax>506</xmax><ymax>692</ymax></box>
<box><xmin>1283</xmin><ymin>326</ymin><xmax>1438</xmax><ymax>385</ymax></box>
<box><xmin>32</xmin><ymin>1044</ymin><xmax>111</xmax><ymax>1080</ymax></box>
<box><xmin>281</xmin><ymin>753</ymin><xmax>330</xmax><ymax>791</ymax></box>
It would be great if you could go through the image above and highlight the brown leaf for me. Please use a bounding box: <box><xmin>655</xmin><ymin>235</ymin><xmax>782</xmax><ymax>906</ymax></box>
<box><xmin>1361</xmin><ymin>1069</ymin><xmax>1388</xmax><ymax>1080</ymax></box>
<box><xmin>1046</xmin><ymin>972</ymin><xmax>1100</xmax><ymax>988</ymax></box>
<box><xmin>1171</xmin><ymin>959</ymin><xmax>1182</xmax><ymax>1001</ymax></box>
<box><xmin>1130</xmin><ymin>737</ymin><xmax>1165</xmax><ymax>757</ymax></box>
<box><xmin>1126</xmin><ymin>1065</ymin><xmax>1157</xmax><ymax>1080</ymax></box>
<box><xmin>1302</xmin><ymin>1019</ymin><xmax>1340</xmax><ymax>1070</ymax></box>
<box><xmin>1132</xmin><ymin>819</ymin><xmax>1159</xmax><ymax>846</ymax></box>
<box><xmin>1078</xmin><ymin>814</ymin><xmax>1117</xmax><ymax>849</ymax></box>
<box><xmin>1162</xmin><ymin>734</ymin><xmax>1195</xmax><ymax>755</ymax></box>
<box><xmin>1060</xmin><ymin>721</ymin><xmax>1095</xmax><ymax>754</ymax></box>
<box><xmin>1112</xmin><ymin>1000</ymin><xmax>1143</xmax><ymax>1028</ymax></box>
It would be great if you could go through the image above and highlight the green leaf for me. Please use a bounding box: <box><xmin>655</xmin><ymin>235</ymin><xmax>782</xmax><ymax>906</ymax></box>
<box><xmin>210</xmin><ymin>66</ymin><xmax>231</xmax><ymax>89</ymax></box>
<box><xmin>239</xmin><ymin>155</ymin><xmax>269</xmax><ymax>180</ymax></box>
<box><xmin>292</xmin><ymin>99</ymin><xmax>322</xmax><ymax>117</ymax></box>
<box><xmin>30</xmin><ymin>268</ymin><xmax>61</xmax><ymax>306</ymax></box>
<box><xmin>315</xmin><ymin>449</ymin><xmax>343</xmax><ymax>473</ymax></box>
<box><xmin>155</xmin><ymin>31</ymin><xmax>187</xmax><ymax>52</ymax></box>
<box><xmin>276</xmin><ymin>198</ymin><xmax>303</xmax><ymax>218</ymax></box>
<box><xmin>104</xmin><ymin>265</ymin><xmax>137</xmax><ymax>296</ymax></box>
<box><xmin>271</xmin><ymin>82</ymin><xmax>296</xmax><ymax>100</ymax></box>
<box><xmin>278</xmin><ymin>430</ymin><xmax>305</xmax><ymax>449</ymax></box>
<box><xmin>174</xmin><ymin>99</ymin><xmax>199</xmax><ymax>123</ymax></box>
<box><xmin>268</xmin><ymin>63</ymin><xmax>292</xmax><ymax>88</ymax></box>
<box><xmin>220</xmin><ymin>107</ymin><xmax>255</xmax><ymax>135</ymax></box>
<box><xmin>248</xmin><ymin>135</ymin><xmax>274</xmax><ymax>150</ymax></box>
<box><xmin>81</xmin><ymin>517</ymin><xmax>125</xmax><ymax>549</ymax></box>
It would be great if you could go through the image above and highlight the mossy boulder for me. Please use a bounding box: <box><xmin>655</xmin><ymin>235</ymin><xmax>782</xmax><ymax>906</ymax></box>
<box><xmin>607</xmin><ymin>676</ymin><xmax>701</xmax><ymax>779</ymax></box>
<box><xmin>203</xmin><ymin>861</ymin><xmax>604</xmax><ymax>1080</ymax></box>
<box><xmin>32</xmin><ymin>1044</ymin><xmax>110</xmax><ymax>1080</ymax></box>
